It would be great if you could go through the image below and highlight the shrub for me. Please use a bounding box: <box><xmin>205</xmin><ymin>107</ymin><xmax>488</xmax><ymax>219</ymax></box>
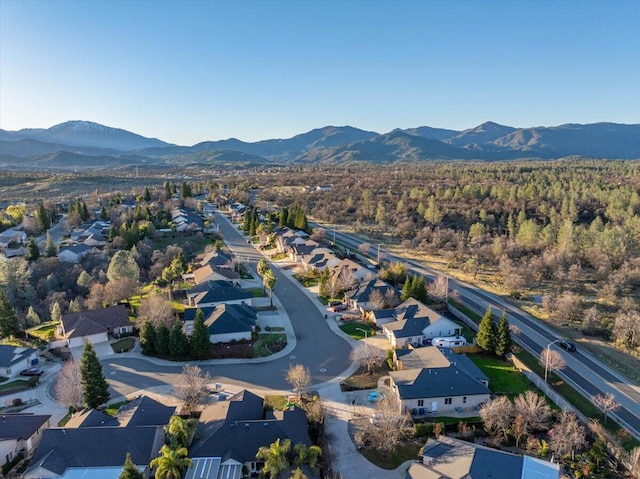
<box><xmin>415</xmin><ymin>422</ymin><xmax>434</xmax><ymax>438</ymax></box>
<box><xmin>12</xmin><ymin>398</ymin><xmax>22</xmax><ymax>406</ymax></box>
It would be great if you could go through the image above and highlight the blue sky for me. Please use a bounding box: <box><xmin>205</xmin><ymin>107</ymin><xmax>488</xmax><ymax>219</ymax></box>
<box><xmin>1</xmin><ymin>0</ymin><xmax>639</xmax><ymax>145</ymax></box>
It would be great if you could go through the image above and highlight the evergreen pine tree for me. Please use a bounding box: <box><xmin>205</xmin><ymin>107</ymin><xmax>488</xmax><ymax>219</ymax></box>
<box><xmin>100</xmin><ymin>205</ymin><xmax>108</xmax><ymax>220</ymax></box>
<box><xmin>155</xmin><ymin>324</ymin><xmax>171</xmax><ymax>355</ymax></box>
<box><xmin>190</xmin><ymin>309</ymin><xmax>210</xmax><ymax>359</ymax></box>
<box><xmin>26</xmin><ymin>306</ymin><xmax>41</xmax><ymax>327</ymax></box>
<box><xmin>26</xmin><ymin>237</ymin><xmax>40</xmax><ymax>261</ymax></box>
<box><xmin>81</xmin><ymin>202</ymin><xmax>90</xmax><ymax>221</ymax></box>
<box><xmin>36</xmin><ymin>202</ymin><xmax>50</xmax><ymax>231</ymax></box>
<box><xmin>318</xmin><ymin>268</ymin><xmax>329</xmax><ymax>298</ymax></box>
<box><xmin>50</xmin><ymin>301</ymin><xmax>62</xmax><ymax>322</ymax></box>
<box><xmin>279</xmin><ymin>207</ymin><xmax>288</xmax><ymax>227</ymax></box>
<box><xmin>401</xmin><ymin>277</ymin><xmax>412</xmax><ymax>301</ymax></box>
<box><xmin>169</xmin><ymin>322</ymin><xmax>188</xmax><ymax>357</ymax></box>
<box><xmin>45</xmin><ymin>231</ymin><xmax>58</xmax><ymax>257</ymax></box>
<box><xmin>476</xmin><ymin>306</ymin><xmax>497</xmax><ymax>353</ymax></box>
<box><xmin>0</xmin><ymin>290</ymin><xmax>21</xmax><ymax>338</ymax></box>
<box><xmin>495</xmin><ymin>310</ymin><xmax>512</xmax><ymax>357</ymax></box>
<box><xmin>119</xmin><ymin>452</ymin><xmax>144</xmax><ymax>479</ymax></box>
<box><xmin>413</xmin><ymin>275</ymin><xmax>426</xmax><ymax>302</ymax></box>
<box><xmin>139</xmin><ymin>321</ymin><xmax>157</xmax><ymax>355</ymax></box>
<box><xmin>80</xmin><ymin>341</ymin><xmax>110</xmax><ymax>409</ymax></box>
<box><xmin>143</xmin><ymin>187</ymin><xmax>151</xmax><ymax>202</ymax></box>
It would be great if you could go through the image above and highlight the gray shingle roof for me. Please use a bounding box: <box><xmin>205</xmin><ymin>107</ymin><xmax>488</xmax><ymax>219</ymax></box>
<box><xmin>0</xmin><ymin>345</ymin><xmax>36</xmax><ymax>368</ymax></box>
<box><xmin>390</xmin><ymin>364</ymin><xmax>490</xmax><ymax>400</ymax></box>
<box><xmin>345</xmin><ymin>279</ymin><xmax>398</xmax><ymax>304</ymax></box>
<box><xmin>193</xmin><ymin>283</ymin><xmax>252</xmax><ymax>306</ymax></box>
<box><xmin>64</xmin><ymin>409</ymin><xmax>118</xmax><ymax>428</ymax></box>
<box><xmin>117</xmin><ymin>395</ymin><xmax>176</xmax><ymax>427</ymax></box>
<box><xmin>203</xmin><ymin>304</ymin><xmax>257</xmax><ymax>335</ymax></box>
<box><xmin>25</xmin><ymin>426</ymin><xmax>163</xmax><ymax>476</ymax></box>
<box><xmin>0</xmin><ymin>414</ymin><xmax>50</xmax><ymax>441</ymax></box>
<box><xmin>61</xmin><ymin>304</ymin><xmax>132</xmax><ymax>339</ymax></box>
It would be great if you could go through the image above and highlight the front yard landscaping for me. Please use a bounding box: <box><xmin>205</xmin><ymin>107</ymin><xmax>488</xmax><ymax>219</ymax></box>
<box><xmin>339</xmin><ymin>321</ymin><xmax>374</xmax><ymax>340</ymax></box>
<box><xmin>25</xmin><ymin>321</ymin><xmax>59</xmax><ymax>342</ymax></box>
<box><xmin>252</xmin><ymin>333</ymin><xmax>287</xmax><ymax>358</ymax></box>
<box><xmin>111</xmin><ymin>337</ymin><xmax>136</xmax><ymax>353</ymax></box>
<box><xmin>340</xmin><ymin>364</ymin><xmax>389</xmax><ymax>391</ymax></box>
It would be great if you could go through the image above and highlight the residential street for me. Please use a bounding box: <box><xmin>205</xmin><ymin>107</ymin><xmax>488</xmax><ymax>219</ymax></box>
<box><xmin>100</xmin><ymin>211</ymin><xmax>353</xmax><ymax>398</ymax></box>
<box><xmin>326</xmin><ymin>226</ymin><xmax>640</xmax><ymax>439</ymax></box>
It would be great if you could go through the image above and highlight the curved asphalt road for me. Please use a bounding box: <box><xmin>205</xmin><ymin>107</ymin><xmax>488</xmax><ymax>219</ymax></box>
<box><xmin>326</xmin><ymin>226</ymin><xmax>640</xmax><ymax>438</ymax></box>
<box><xmin>101</xmin><ymin>213</ymin><xmax>352</xmax><ymax>398</ymax></box>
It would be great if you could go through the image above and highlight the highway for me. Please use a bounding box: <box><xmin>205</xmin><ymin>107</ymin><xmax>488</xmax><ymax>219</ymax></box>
<box><xmin>321</xmin><ymin>223</ymin><xmax>640</xmax><ymax>439</ymax></box>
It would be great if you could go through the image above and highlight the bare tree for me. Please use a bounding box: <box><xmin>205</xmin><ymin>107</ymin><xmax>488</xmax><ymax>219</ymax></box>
<box><xmin>479</xmin><ymin>396</ymin><xmax>514</xmax><ymax>442</ymax></box>
<box><xmin>514</xmin><ymin>390</ymin><xmax>551</xmax><ymax>434</ymax></box>
<box><xmin>104</xmin><ymin>277</ymin><xmax>138</xmax><ymax>305</ymax></box>
<box><xmin>324</xmin><ymin>274</ymin><xmax>343</xmax><ymax>299</ymax></box>
<box><xmin>512</xmin><ymin>414</ymin><xmax>527</xmax><ymax>448</ymax></box>
<box><xmin>613</xmin><ymin>310</ymin><xmax>640</xmax><ymax>350</ymax></box>
<box><xmin>358</xmin><ymin>242</ymin><xmax>371</xmax><ymax>256</ymax></box>
<box><xmin>55</xmin><ymin>360</ymin><xmax>83</xmax><ymax>412</ymax></box>
<box><xmin>138</xmin><ymin>292</ymin><xmax>174</xmax><ymax>327</ymax></box>
<box><xmin>275</xmin><ymin>235</ymin><xmax>287</xmax><ymax>254</ymax></box>
<box><xmin>310</xmin><ymin>227</ymin><xmax>327</xmax><ymax>242</ymax></box>
<box><xmin>349</xmin><ymin>342</ymin><xmax>385</xmax><ymax>373</ymax></box>
<box><xmin>368</xmin><ymin>289</ymin><xmax>386</xmax><ymax>310</ymax></box>
<box><xmin>550</xmin><ymin>411</ymin><xmax>586</xmax><ymax>460</ymax></box>
<box><xmin>175</xmin><ymin>365</ymin><xmax>211</xmax><ymax>416</ymax></box>
<box><xmin>554</xmin><ymin>291</ymin><xmax>583</xmax><ymax>324</ymax></box>
<box><xmin>427</xmin><ymin>275</ymin><xmax>448</xmax><ymax>303</ymax></box>
<box><xmin>337</xmin><ymin>268</ymin><xmax>357</xmax><ymax>293</ymax></box>
<box><xmin>592</xmin><ymin>392</ymin><xmax>621</xmax><ymax>424</ymax></box>
<box><xmin>286</xmin><ymin>364</ymin><xmax>311</xmax><ymax>399</ymax></box>
<box><xmin>354</xmin><ymin>395</ymin><xmax>412</xmax><ymax>456</ymax></box>
<box><xmin>539</xmin><ymin>348</ymin><xmax>566</xmax><ymax>383</ymax></box>
<box><xmin>384</xmin><ymin>288</ymin><xmax>400</xmax><ymax>308</ymax></box>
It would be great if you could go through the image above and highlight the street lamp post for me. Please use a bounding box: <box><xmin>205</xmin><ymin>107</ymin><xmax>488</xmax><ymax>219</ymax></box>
<box><xmin>544</xmin><ymin>339</ymin><xmax>562</xmax><ymax>383</ymax></box>
<box><xmin>376</xmin><ymin>243</ymin><xmax>383</xmax><ymax>264</ymax></box>
<box><xmin>355</xmin><ymin>327</ymin><xmax>369</xmax><ymax>340</ymax></box>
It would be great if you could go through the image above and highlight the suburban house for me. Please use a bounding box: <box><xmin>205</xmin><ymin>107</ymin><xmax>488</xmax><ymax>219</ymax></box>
<box><xmin>0</xmin><ymin>345</ymin><xmax>39</xmax><ymax>379</ymax></box>
<box><xmin>183</xmin><ymin>304</ymin><xmax>257</xmax><ymax>343</ymax></box>
<box><xmin>66</xmin><ymin>395</ymin><xmax>176</xmax><ymax>428</ymax></box>
<box><xmin>407</xmin><ymin>435</ymin><xmax>559</xmax><ymax>479</ymax></box>
<box><xmin>23</xmin><ymin>426</ymin><xmax>164</xmax><ymax>479</ymax></box>
<box><xmin>59</xmin><ymin>304</ymin><xmax>134</xmax><ymax>348</ymax></box>
<box><xmin>344</xmin><ymin>279</ymin><xmax>400</xmax><ymax>314</ymax></box>
<box><xmin>186</xmin><ymin>280</ymin><xmax>253</xmax><ymax>308</ymax></box>
<box><xmin>199</xmin><ymin>250</ymin><xmax>232</xmax><ymax>268</ymax></box>
<box><xmin>287</xmin><ymin>239</ymin><xmax>320</xmax><ymax>263</ymax></box>
<box><xmin>188</xmin><ymin>390</ymin><xmax>312</xmax><ymax>479</ymax></box>
<box><xmin>328</xmin><ymin>258</ymin><xmax>376</xmax><ymax>284</ymax></box>
<box><xmin>0</xmin><ymin>228</ymin><xmax>27</xmax><ymax>248</ymax></box>
<box><xmin>171</xmin><ymin>207</ymin><xmax>204</xmax><ymax>232</ymax></box>
<box><xmin>57</xmin><ymin>244</ymin><xmax>92</xmax><ymax>263</ymax></box>
<box><xmin>388</xmin><ymin>346</ymin><xmax>490</xmax><ymax>417</ymax></box>
<box><xmin>272</xmin><ymin>227</ymin><xmax>309</xmax><ymax>254</ymax></box>
<box><xmin>300</xmin><ymin>248</ymin><xmax>340</xmax><ymax>273</ymax></box>
<box><xmin>186</xmin><ymin>264</ymin><xmax>240</xmax><ymax>286</ymax></box>
<box><xmin>70</xmin><ymin>221</ymin><xmax>110</xmax><ymax>247</ymax></box>
<box><xmin>381</xmin><ymin>298</ymin><xmax>462</xmax><ymax>348</ymax></box>
<box><xmin>0</xmin><ymin>414</ymin><xmax>51</xmax><ymax>468</ymax></box>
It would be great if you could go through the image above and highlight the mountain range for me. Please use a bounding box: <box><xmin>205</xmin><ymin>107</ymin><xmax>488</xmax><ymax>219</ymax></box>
<box><xmin>1</xmin><ymin>120</ymin><xmax>638</xmax><ymax>170</ymax></box>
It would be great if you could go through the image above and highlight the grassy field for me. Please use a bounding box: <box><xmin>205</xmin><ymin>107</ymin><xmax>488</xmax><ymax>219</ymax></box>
<box><xmin>25</xmin><ymin>322</ymin><xmax>59</xmax><ymax>341</ymax></box>
<box><xmin>247</xmin><ymin>287</ymin><xmax>267</xmax><ymax>297</ymax></box>
<box><xmin>470</xmin><ymin>355</ymin><xmax>533</xmax><ymax>396</ymax></box>
<box><xmin>0</xmin><ymin>377</ymin><xmax>38</xmax><ymax>394</ymax></box>
<box><xmin>339</xmin><ymin>321</ymin><xmax>373</xmax><ymax>340</ymax></box>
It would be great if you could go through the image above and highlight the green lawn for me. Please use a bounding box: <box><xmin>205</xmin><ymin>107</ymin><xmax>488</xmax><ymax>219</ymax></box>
<box><xmin>247</xmin><ymin>287</ymin><xmax>267</xmax><ymax>298</ymax></box>
<box><xmin>264</xmin><ymin>394</ymin><xmax>288</xmax><ymax>411</ymax></box>
<box><xmin>25</xmin><ymin>322</ymin><xmax>59</xmax><ymax>341</ymax></box>
<box><xmin>361</xmin><ymin>441</ymin><xmax>422</xmax><ymax>470</ymax></box>
<box><xmin>469</xmin><ymin>355</ymin><xmax>532</xmax><ymax>396</ymax></box>
<box><xmin>252</xmin><ymin>333</ymin><xmax>287</xmax><ymax>357</ymax></box>
<box><xmin>0</xmin><ymin>377</ymin><xmax>38</xmax><ymax>394</ymax></box>
<box><xmin>339</xmin><ymin>321</ymin><xmax>374</xmax><ymax>340</ymax></box>
<box><xmin>111</xmin><ymin>337</ymin><xmax>136</xmax><ymax>353</ymax></box>
<box><xmin>104</xmin><ymin>401</ymin><xmax>128</xmax><ymax>417</ymax></box>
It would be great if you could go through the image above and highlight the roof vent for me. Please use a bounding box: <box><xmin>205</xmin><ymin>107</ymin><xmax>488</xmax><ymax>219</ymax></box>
<box><xmin>245</xmin><ymin>423</ymin><xmax>250</xmax><ymax>427</ymax></box>
<box><xmin>264</xmin><ymin>423</ymin><xmax>269</xmax><ymax>427</ymax></box>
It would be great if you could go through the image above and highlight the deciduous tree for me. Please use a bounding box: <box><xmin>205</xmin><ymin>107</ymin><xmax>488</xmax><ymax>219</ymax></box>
<box><xmin>513</xmin><ymin>390</ymin><xmax>551</xmax><ymax>434</ymax></box>
<box><xmin>539</xmin><ymin>348</ymin><xmax>566</xmax><ymax>383</ymax></box>
<box><xmin>354</xmin><ymin>395</ymin><xmax>412</xmax><ymax>456</ymax></box>
<box><xmin>349</xmin><ymin>342</ymin><xmax>385</xmax><ymax>373</ymax></box>
<box><xmin>175</xmin><ymin>364</ymin><xmax>210</xmax><ymax>416</ymax></box>
<box><xmin>138</xmin><ymin>292</ymin><xmax>174</xmax><ymax>327</ymax></box>
<box><xmin>549</xmin><ymin>411</ymin><xmax>586</xmax><ymax>460</ymax></box>
<box><xmin>286</xmin><ymin>364</ymin><xmax>311</xmax><ymax>399</ymax></box>
<box><xmin>55</xmin><ymin>360</ymin><xmax>83</xmax><ymax>412</ymax></box>
<box><xmin>592</xmin><ymin>392</ymin><xmax>621</xmax><ymax>424</ymax></box>
<box><xmin>479</xmin><ymin>395</ymin><xmax>513</xmax><ymax>442</ymax></box>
